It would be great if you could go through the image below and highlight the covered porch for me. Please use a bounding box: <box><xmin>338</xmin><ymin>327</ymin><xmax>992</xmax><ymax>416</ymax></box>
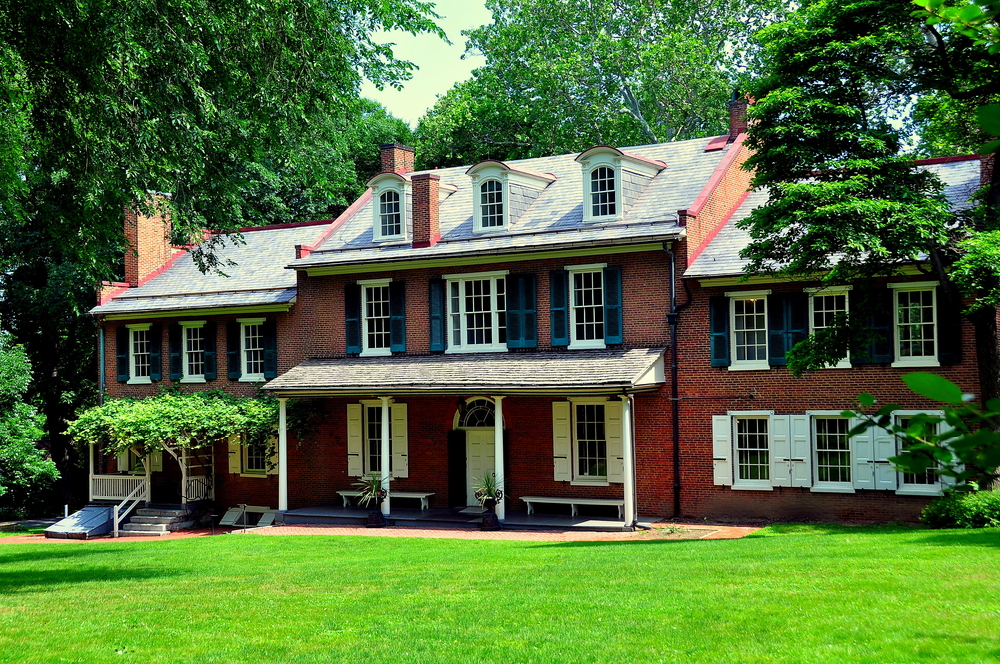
<box><xmin>265</xmin><ymin>347</ymin><xmax>666</xmax><ymax>529</ymax></box>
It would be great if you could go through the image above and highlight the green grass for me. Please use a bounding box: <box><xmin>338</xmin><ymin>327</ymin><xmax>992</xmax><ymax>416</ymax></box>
<box><xmin>0</xmin><ymin>526</ymin><xmax>46</xmax><ymax>537</ymax></box>
<box><xmin>1</xmin><ymin>525</ymin><xmax>999</xmax><ymax>663</ymax></box>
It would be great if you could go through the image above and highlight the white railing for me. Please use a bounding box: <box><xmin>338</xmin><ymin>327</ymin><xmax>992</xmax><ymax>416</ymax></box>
<box><xmin>91</xmin><ymin>475</ymin><xmax>146</xmax><ymax>501</ymax></box>
<box><xmin>113</xmin><ymin>478</ymin><xmax>148</xmax><ymax>538</ymax></box>
<box><xmin>185</xmin><ymin>476</ymin><xmax>213</xmax><ymax>502</ymax></box>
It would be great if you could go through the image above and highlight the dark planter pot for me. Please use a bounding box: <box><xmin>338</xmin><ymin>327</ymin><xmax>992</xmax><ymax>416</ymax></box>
<box><xmin>479</xmin><ymin>497</ymin><xmax>501</xmax><ymax>531</ymax></box>
<box><xmin>367</xmin><ymin>502</ymin><xmax>387</xmax><ymax>528</ymax></box>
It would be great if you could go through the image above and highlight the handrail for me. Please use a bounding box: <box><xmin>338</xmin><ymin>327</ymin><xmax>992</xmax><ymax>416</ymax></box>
<box><xmin>113</xmin><ymin>478</ymin><xmax>147</xmax><ymax>538</ymax></box>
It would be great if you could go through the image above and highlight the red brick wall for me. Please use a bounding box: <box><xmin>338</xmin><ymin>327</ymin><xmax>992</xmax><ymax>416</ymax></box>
<box><xmin>684</xmin><ymin>141</ymin><xmax>754</xmax><ymax>265</ymax></box>
<box><xmin>124</xmin><ymin>198</ymin><xmax>176</xmax><ymax>287</ymax></box>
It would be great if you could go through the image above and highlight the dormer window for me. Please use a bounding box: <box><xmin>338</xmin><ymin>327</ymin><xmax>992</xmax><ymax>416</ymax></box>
<box><xmin>576</xmin><ymin>146</ymin><xmax>666</xmax><ymax>223</ymax></box>
<box><xmin>590</xmin><ymin>167</ymin><xmax>616</xmax><ymax>217</ymax></box>
<box><xmin>466</xmin><ymin>160</ymin><xmax>555</xmax><ymax>234</ymax></box>
<box><xmin>480</xmin><ymin>180</ymin><xmax>504</xmax><ymax>228</ymax></box>
<box><xmin>367</xmin><ymin>172</ymin><xmax>409</xmax><ymax>242</ymax></box>
<box><xmin>379</xmin><ymin>191</ymin><xmax>402</xmax><ymax>237</ymax></box>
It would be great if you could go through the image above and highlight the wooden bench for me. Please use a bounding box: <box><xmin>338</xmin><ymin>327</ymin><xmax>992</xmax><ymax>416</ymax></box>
<box><xmin>519</xmin><ymin>496</ymin><xmax>625</xmax><ymax>519</ymax></box>
<box><xmin>336</xmin><ymin>490</ymin><xmax>434</xmax><ymax>510</ymax></box>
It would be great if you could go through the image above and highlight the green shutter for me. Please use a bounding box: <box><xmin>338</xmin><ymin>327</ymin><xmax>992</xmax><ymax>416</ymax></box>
<box><xmin>603</xmin><ymin>266</ymin><xmax>623</xmax><ymax>345</ymax></box>
<box><xmin>148</xmin><ymin>324</ymin><xmax>162</xmax><ymax>381</ymax></box>
<box><xmin>168</xmin><ymin>324</ymin><xmax>182</xmax><ymax>380</ymax></box>
<box><xmin>709</xmin><ymin>297</ymin><xmax>730</xmax><ymax>367</ymax></box>
<box><xmin>345</xmin><ymin>284</ymin><xmax>361</xmax><ymax>355</ymax></box>
<box><xmin>429</xmin><ymin>279</ymin><xmax>446</xmax><ymax>352</ymax></box>
<box><xmin>203</xmin><ymin>323</ymin><xmax>217</xmax><ymax>380</ymax></box>
<box><xmin>852</xmin><ymin>289</ymin><xmax>894</xmax><ymax>364</ymax></box>
<box><xmin>506</xmin><ymin>273</ymin><xmax>537</xmax><ymax>349</ymax></box>
<box><xmin>116</xmin><ymin>326</ymin><xmax>129</xmax><ymax>382</ymax></box>
<box><xmin>550</xmin><ymin>270</ymin><xmax>569</xmax><ymax>347</ymax></box>
<box><xmin>226</xmin><ymin>321</ymin><xmax>241</xmax><ymax>380</ymax></box>
<box><xmin>389</xmin><ymin>281</ymin><xmax>406</xmax><ymax>353</ymax></box>
<box><xmin>768</xmin><ymin>294</ymin><xmax>808</xmax><ymax>366</ymax></box>
<box><xmin>262</xmin><ymin>320</ymin><xmax>278</xmax><ymax>379</ymax></box>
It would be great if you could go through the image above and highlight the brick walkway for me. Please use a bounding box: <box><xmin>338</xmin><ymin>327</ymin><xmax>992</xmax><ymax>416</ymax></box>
<box><xmin>1</xmin><ymin>522</ymin><xmax>758</xmax><ymax>544</ymax></box>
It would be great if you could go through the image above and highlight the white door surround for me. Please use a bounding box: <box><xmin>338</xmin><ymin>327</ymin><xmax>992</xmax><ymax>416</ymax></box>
<box><xmin>464</xmin><ymin>428</ymin><xmax>496</xmax><ymax>506</ymax></box>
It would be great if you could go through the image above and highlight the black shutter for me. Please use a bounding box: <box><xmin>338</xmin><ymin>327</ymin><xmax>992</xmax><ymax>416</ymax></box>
<box><xmin>871</xmin><ymin>289</ymin><xmax>894</xmax><ymax>363</ymax></box>
<box><xmin>262</xmin><ymin>320</ymin><xmax>278</xmax><ymax>379</ymax></box>
<box><xmin>148</xmin><ymin>324</ymin><xmax>162</xmax><ymax>381</ymax></box>
<box><xmin>447</xmin><ymin>429</ymin><xmax>467</xmax><ymax>507</ymax></box>
<box><xmin>709</xmin><ymin>296</ymin><xmax>730</xmax><ymax>367</ymax></box>
<box><xmin>116</xmin><ymin>326</ymin><xmax>129</xmax><ymax>382</ymax></box>
<box><xmin>168</xmin><ymin>324</ymin><xmax>182</xmax><ymax>380</ymax></box>
<box><xmin>345</xmin><ymin>284</ymin><xmax>362</xmax><ymax>355</ymax></box>
<box><xmin>603</xmin><ymin>266</ymin><xmax>623</xmax><ymax>345</ymax></box>
<box><xmin>389</xmin><ymin>281</ymin><xmax>406</xmax><ymax>353</ymax></box>
<box><xmin>506</xmin><ymin>274</ymin><xmax>537</xmax><ymax>349</ymax></box>
<box><xmin>227</xmin><ymin>321</ymin><xmax>241</xmax><ymax>379</ymax></box>
<box><xmin>550</xmin><ymin>270</ymin><xmax>569</xmax><ymax>347</ymax></box>
<box><xmin>768</xmin><ymin>294</ymin><xmax>809</xmax><ymax>366</ymax></box>
<box><xmin>937</xmin><ymin>290</ymin><xmax>962</xmax><ymax>365</ymax></box>
<box><xmin>429</xmin><ymin>279</ymin><xmax>446</xmax><ymax>352</ymax></box>
<box><xmin>203</xmin><ymin>323</ymin><xmax>217</xmax><ymax>380</ymax></box>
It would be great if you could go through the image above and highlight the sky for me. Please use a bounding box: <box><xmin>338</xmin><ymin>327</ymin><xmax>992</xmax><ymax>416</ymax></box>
<box><xmin>359</xmin><ymin>0</ymin><xmax>494</xmax><ymax>127</ymax></box>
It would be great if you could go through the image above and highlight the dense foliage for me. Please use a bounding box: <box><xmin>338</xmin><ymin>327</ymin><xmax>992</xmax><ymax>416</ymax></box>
<box><xmin>415</xmin><ymin>0</ymin><xmax>787</xmax><ymax>167</ymax></box>
<box><xmin>922</xmin><ymin>484</ymin><xmax>1000</xmax><ymax>527</ymax></box>
<box><xmin>740</xmin><ymin>0</ymin><xmax>1000</xmax><ymax>402</ymax></box>
<box><xmin>0</xmin><ymin>333</ymin><xmax>58</xmax><ymax>518</ymax></box>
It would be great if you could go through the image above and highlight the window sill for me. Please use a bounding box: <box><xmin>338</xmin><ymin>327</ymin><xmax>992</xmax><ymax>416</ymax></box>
<box><xmin>126</xmin><ymin>377</ymin><xmax>152</xmax><ymax>385</ymax></box>
<box><xmin>728</xmin><ymin>363</ymin><xmax>770</xmax><ymax>372</ymax></box>
<box><xmin>180</xmin><ymin>376</ymin><xmax>206</xmax><ymax>384</ymax></box>
<box><xmin>810</xmin><ymin>485</ymin><xmax>856</xmax><ymax>494</ymax></box>
<box><xmin>239</xmin><ymin>472</ymin><xmax>269</xmax><ymax>479</ymax></box>
<box><xmin>472</xmin><ymin>225</ymin><xmax>508</xmax><ymax>234</ymax></box>
<box><xmin>895</xmin><ymin>487</ymin><xmax>941</xmax><ymax>496</ymax></box>
<box><xmin>891</xmin><ymin>359</ymin><xmax>940</xmax><ymax>368</ymax></box>
<box><xmin>571</xmin><ymin>479</ymin><xmax>609</xmax><ymax>487</ymax></box>
<box><xmin>372</xmin><ymin>236</ymin><xmax>407</xmax><ymax>244</ymax></box>
<box><xmin>818</xmin><ymin>363</ymin><xmax>852</xmax><ymax>370</ymax></box>
<box><xmin>360</xmin><ymin>349</ymin><xmax>392</xmax><ymax>357</ymax></box>
<box><xmin>731</xmin><ymin>484</ymin><xmax>774</xmax><ymax>491</ymax></box>
<box><xmin>445</xmin><ymin>347</ymin><xmax>508</xmax><ymax>354</ymax></box>
<box><xmin>568</xmin><ymin>341</ymin><xmax>606</xmax><ymax>351</ymax></box>
<box><xmin>239</xmin><ymin>375</ymin><xmax>266</xmax><ymax>383</ymax></box>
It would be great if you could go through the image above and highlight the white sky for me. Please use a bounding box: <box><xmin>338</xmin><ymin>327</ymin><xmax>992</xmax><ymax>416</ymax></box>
<box><xmin>360</xmin><ymin>0</ymin><xmax>494</xmax><ymax>127</ymax></box>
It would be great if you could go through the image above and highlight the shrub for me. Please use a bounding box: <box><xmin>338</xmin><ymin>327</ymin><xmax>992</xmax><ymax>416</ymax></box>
<box><xmin>922</xmin><ymin>488</ymin><xmax>1000</xmax><ymax>529</ymax></box>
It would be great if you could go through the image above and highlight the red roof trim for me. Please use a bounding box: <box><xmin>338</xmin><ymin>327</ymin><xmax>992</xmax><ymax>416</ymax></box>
<box><xmin>912</xmin><ymin>154</ymin><xmax>980</xmax><ymax>166</ymax></box>
<box><xmin>685</xmin><ymin>190</ymin><xmax>752</xmax><ymax>268</ymax></box>
<box><xmin>687</xmin><ymin>133</ymin><xmax>747</xmax><ymax>218</ymax></box>
<box><xmin>301</xmin><ymin>189</ymin><xmax>374</xmax><ymax>255</ymax></box>
<box><xmin>232</xmin><ymin>218</ymin><xmax>333</xmax><ymax>234</ymax></box>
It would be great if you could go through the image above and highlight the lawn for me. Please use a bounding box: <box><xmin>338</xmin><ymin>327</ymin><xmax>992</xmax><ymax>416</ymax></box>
<box><xmin>1</xmin><ymin>525</ymin><xmax>998</xmax><ymax>664</ymax></box>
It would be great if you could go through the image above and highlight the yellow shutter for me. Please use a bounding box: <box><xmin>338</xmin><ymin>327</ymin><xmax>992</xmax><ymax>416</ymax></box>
<box><xmin>150</xmin><ymin>450</ymin><xmax>163</xmax><ymax>472</ymax></box>
<box><xmin>605</xmin><ymin>401</ymin><xmax>624</xmax><ymax>483</ymax></box>
<box><xmin>391</xmin><ymin>403</ymin><xmax>408</xmax><ymax>478</ymax></box>
<box><xmin>552</xmin><ymin>402</ymin><xmax>572</xmax><ymax>481</ymax></box>
<box><xmin>228</xmin><ymin>435</ymin><xmax>242</xmax><ymax>474</ymax></box>
<box><xmin>347</xmin><ymin>404</ymin><xmax>363</xmax><ymax>477</ymax></box>
<box><xmin>267</xmin><ymin>436</ymin><xmax>279</xmax><ymax>475</ymax></box>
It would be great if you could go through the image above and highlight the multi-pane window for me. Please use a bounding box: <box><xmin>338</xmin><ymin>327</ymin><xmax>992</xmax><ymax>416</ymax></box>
<box><xmin>814</xmin><ymin>418</ymin><xmax>851</xmax><ymax>484</ymax></box>
<box><xmin>243</xmin><ymin>323</ymin><xmax>264</xmax><ymax>378</ymax></box>
<box><xmin>131</xmin><ymin>328</ymin><xmax>151</xmax><ymax>379</ymax></box>
<box><xmin>571</xmin><ymin>271</ymin><xmax>604</xmax><ymax>345</ymax></box>
<box><xmin>896</xmin><ymin>289</ymin><xmax>936</xmax><ymax>360</ymax></box>
<box><xmin>363</xmin><ymin>284</ymin><xmax>391</xmax><ymax>353</ymax></box>
<box><xmin>480</xmin><ymin>180</ymin><xmax>504</xmax><ymax>228</ymax></box>
<box><xmin>732</xmin><ymin>297</ymin><xmax>767</xmax><ymax>364</ymax></box>
<box><xmin>183</xmin><ymin>326</ymin><xmax>205</xmax><ymax>379</ymax></box>
<box><xmin>590</xmin><ymin>167</ymin><xmax>616</xmax><ymax>217</ymax></box>
<box><xmin>378</xmin><ymin>190</ymin><xmax>402</xmax><ymax>238</ymax></box>
<box><xmin>244</xmin><ymin>434</ymin><xmax>268</xmax><ymax>474</ymax></box>
<box><xmin>365</xmin><ymin>405</ymin><xmax>392</xmax><ymax>474</ymax></box>
<box><xmin>810</xmin><ymin>291</ymin><xmax>850</xmax><ymax>368</ymax></box>
<box><xmin>447</xmin><ymin>276</ymin><xmax>506</xmax><ymax>351</ymax></box>
<box><xmin>898</xmin><ymin>417</ymin><xmax>938</xmax><ymax>486</ymax></box>
<box><xmin>736</xmin><ymin>417</ymin><xmax>769</xmax><ymax>481</ymax></box>
<box><xmin>576</xmin><ymin>403</ymin><xmax>607</xmax><ymax>479</ymax></box>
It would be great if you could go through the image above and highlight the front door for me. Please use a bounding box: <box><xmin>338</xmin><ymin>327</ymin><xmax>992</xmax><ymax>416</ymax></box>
<box><xmin>466</xmin><ymin>430</ymin><xmax>496</xmax><ymax>506</ymax></box>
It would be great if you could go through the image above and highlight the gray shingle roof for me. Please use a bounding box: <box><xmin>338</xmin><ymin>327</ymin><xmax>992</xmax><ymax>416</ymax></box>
<box><xmin>92</xmin><ymin>223</ymin><xmax>324</xmax><ymax>315</ymax></box>
<box><xmin>685</xmin><ymin>158</ymin><xmax>984</xmax><ymax>279</ymax></box>
<box><xmin>291</xmin><ymin>137</ymin><xmax>730</xmax><ymax>269</ymax></box>
<box><xmin>264</xmin><ymin>347</ymin><xmax>666</xmax><ymax>394</ymax></box>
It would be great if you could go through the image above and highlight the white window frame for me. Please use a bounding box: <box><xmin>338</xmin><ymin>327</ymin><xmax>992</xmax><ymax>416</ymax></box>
<box><xmin>178</xmin><ymin>320</ymin><xmax>207</xmax><ymax>384</ymax></box>
<box><xmin>894</xmin><ymin>410</ymin><xmax>945</xmax><ymax>496</ymax></box>
<box><xmin>238</xmin><ymin>317</ymin><xmax>266</xmax><ymax>382</ymax></box>
<box><xmin>567</xmin><ymin>263</ymin><xmax>607</xmax><ymax>350</ymax></box>
<box><xmin>578</xmin><ymin>151</ymin><xmax>624</xmax><ymax>223</ymax></box>
<box><xmin>568</xmin><ymin>397</ymin><xmax>610</xmax><ymax>486</ymax></box>
<box><xmin>809</xmin><ymin>413</ymin><xmax>855</xmax><ymax>493</ymax></box>
<box><xmin>359</xmin><ymin>278</ymin><xmax>393</xmax><ymax>357</ymax></box>
<box><xmin>726</xmin><ymin>290</ymin><xmax>771</xmax><ymax>371</ymax></box>
<box><xmin>126</xmin><ymin>323</ymin><xmax>153</xmax><ymax>385</ymax></box>
<box><xmin>361</xmin><ymin>400</ymin><xmax>391</xmax><ymax>476</ymax></box>
<box><xmin>890</xmin><ymin>282</ymin><xmax>940</xmax><ymax>368</ymax></box>
<box><xmin>370</xmin><ymin>178</ymin><xmax>407</xmax><ymax>242</ymax></box>
<box><xmin>730</xmin><ymin>412</ymin><xmax>774</xmax><ymax>491</ymax></box>
<box><xmin>474</xmin><ymin>178</ymin><xmax>507</xmax><ymax>232</ymax></box>
<box><xmin>443</xmin><ymin>270</ymin><xmax>509</xmax><ymax>354</ymax></box>
<box><xmin>242</xmin><ymin>433</ymin><xmax>269</xmax><ymax>476</ymax></box>
<box><xmin>805</xmin><ymin>286</ymin><xmax>852</xmax><ymax>369</ymax></box>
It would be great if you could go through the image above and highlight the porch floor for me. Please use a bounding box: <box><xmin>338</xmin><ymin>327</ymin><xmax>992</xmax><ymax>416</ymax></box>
<box><xmin>279</xmin><ymin>504</ymin><xmax>644</xmax><ymax>532</ymax></box>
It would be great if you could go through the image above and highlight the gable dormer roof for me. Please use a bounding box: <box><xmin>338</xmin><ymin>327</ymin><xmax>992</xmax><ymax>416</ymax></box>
<box><xmin>575</xmin><ymin>146</ymin><xmax>667</xmax><ymax>177</ymax></box>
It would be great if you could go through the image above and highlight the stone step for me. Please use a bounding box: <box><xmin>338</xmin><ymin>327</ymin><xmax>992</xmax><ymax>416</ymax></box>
<box><xmin>134</xmin><ymin>508</ymin><xmax>193</xmax><ymax>518</ymax></box>
<box><xmin>130</xmin><ymin>515</ymin><xmax>186</xmax><ymax>526</ymax></box>
<box><xmin>122</xmin><ymin>519</ymin><xmax>196</xmax><ymax>533</ymax></box>
<box><xmin>118</xmin><ymin>529</ymin><xmax>171</xmax><ymax>537</ymax></box>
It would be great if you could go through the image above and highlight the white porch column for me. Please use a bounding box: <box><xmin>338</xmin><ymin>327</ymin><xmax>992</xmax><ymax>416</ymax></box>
<box><xmin>380</xmin><ymin>396</ymin><xmax>391</xmax><ymax>516</ymax></box>
<box><xmin>88</xmin><ymin>444</ymin><xmax>94</xmax><ymax>502</ymax></box>
<box><xmin>493</xmin><ymin>396</ymin><xmax>505</xmax><ymax>520</ymax></box>
<box><xmin>278</xmin><ymin>398</ymin><xmax>288</xmax><ymax>511</ymax></box>
<box><xmin>144</xmin><ymin>451</ymin><xmax>152</xmax><ymax>505</ymax></box>
<box><xmin>621</xmin><ymin>395</ymin><xmax>635</xmax><ymax>528</ymax></box>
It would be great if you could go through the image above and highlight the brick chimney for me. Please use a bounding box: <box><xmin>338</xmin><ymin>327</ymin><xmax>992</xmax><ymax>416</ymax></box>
<box><xmin>380</xmin><ymin>143</ymin><xmax>415</xmax><ymax>175</ymax></box>
<box><xmin>124</xmin><ymin>197</ymin><xmax>174</xmax><ymax>287</ymax></box>
<box><xmin>728</xmin><ymin>95</ymin><xmax>749</xmax><ymax>142</ymax></box>
<box><xmin>411</xmin><ymin>173</ymin><xmax>440</xmax><ymax>248</ymax></box>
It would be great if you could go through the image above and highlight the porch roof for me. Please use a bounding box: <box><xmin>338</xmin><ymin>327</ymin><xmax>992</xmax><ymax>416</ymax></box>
<box><xmin>264</xmin><ymin>347</ymin><xmax>666</xmax><ymax>396</ymax></box>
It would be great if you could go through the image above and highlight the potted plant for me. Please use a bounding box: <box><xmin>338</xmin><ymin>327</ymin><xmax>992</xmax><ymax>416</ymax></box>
<box><xmin>353</xmin><ymin>472</ymin><xmax>389</xmax><ymax>528</ymax></box>
<box><xmin>473</xmin><ymin>472</ymin><xmax>503</xmax><ymax>531</ymax></box>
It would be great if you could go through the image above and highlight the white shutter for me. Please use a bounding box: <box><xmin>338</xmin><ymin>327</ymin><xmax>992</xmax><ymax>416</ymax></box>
<box><xmin>770</xmin><ymin>415</ymin><xmax>791</xmax><ymax>487</ymax></box>
<box><xmin>347</xmin><ymin>404</ymin><xmax>363</xmax><ymax>477</ymax></box>
<box><xmin>852</xmin><ymin>419</ymin><xmax>875</xmax><ymax>490</ymax></box>
<box><xmin>789</xmin><ymin>415</ymin><xmax>812</xmax><ymax>488</ymax></box>
<box><xmin>228</xmin><ymin>435</ymin><xmax>242</xmax><ymax>474</ymax></box>
<box><xmin>712</xmin><ymin>415</ymin><xmax>732</xmax><ymax>486</ymax></box>
<box><xmin>117</xmin><ymin>449</ymin><xmax>130</xmax><ymax>473</ymax></box>
<box><xmin>391</xmin><ymin>403</ymin><xmax>409</xmax><ymax>478</ymax></box>
<box><xmin>267</xmin><ymin>436</ymin><xmax>279</xmax><ymax>475</ymax></box>
<box><xmin>552</xmin><ymin>401</ymin><xmax>572</xmax><ymax>481</ymax></box>
<box><xmin>605</xmin><ymin>401</ymin><xmax>624</xmax><ymax>483</ymax></box>
<box><xmin>150</xmin><ymin>450</ymin><xmax>163</xmax><ymax>473</ymax></box>
<box><xmin>874</xmin><ymin>425</ymin><xmax>898</xmax><ymax>490</ymax></box>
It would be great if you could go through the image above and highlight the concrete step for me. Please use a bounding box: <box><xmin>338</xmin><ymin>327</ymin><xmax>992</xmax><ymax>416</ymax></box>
<box><xmin>135</xmin><ymin>508</ymin><xmax>193</xmax><ymax>518</ymax></box>
<box><xmin>118</xmin><ymin>529</ymin><xmax>171</xmax><ymax>537</ymax></box>
<box><xmin>130</xmin><ymin>515</ymin><xmax>185</xmax><ymax>526</ymax></box>
<box><xmin>122</xmin><ymin>519</ymin><xmax>196</xmax><ymax>533</ymax></box>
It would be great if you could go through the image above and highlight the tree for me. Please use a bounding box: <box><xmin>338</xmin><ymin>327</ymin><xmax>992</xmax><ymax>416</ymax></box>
<box><xmin>740</xmin><ymin>0</ymin><xmax>1000</xmax><ymax>404</ymax></box>
<box><xmin>416</xmin><ymin>0</ymin><xmax>787</xmax><ymax>167</ymax></box>
<box><xmin>0</xmin><ymin>0</ymin><xmax>441</xmax><ymax>503</ymax></box>
<box><xmin>0</xmin><ymin>332</ymin><xmax>58</xmax><ymax>518</ymax></box>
